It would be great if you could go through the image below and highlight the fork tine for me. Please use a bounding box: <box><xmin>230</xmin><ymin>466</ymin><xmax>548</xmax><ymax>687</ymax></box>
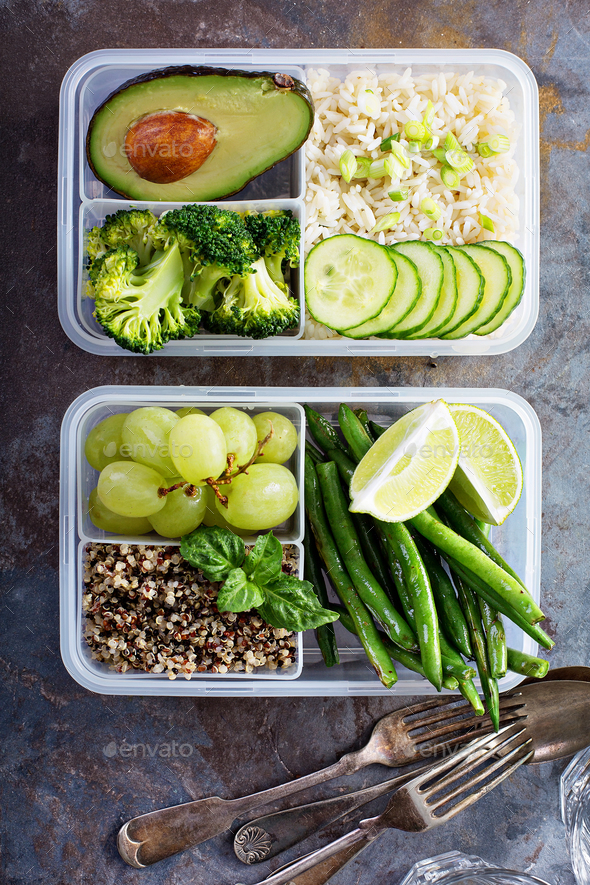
<box><xmin>405</xmin><ymin>723</ymin><xmax>523</xmax><ymax>791</ymax></box>
<box><xmin>415</xmin><ymin>710</ymin><xmax>528</xmax><ymax>751</ymax></box>
<box><xmin>411</xmin><ymin>707</ymin><xmax>526</xmax><ymax>747</ymax></box>
<box><xmin>433</xmin><ymin>745</ymin><xmax>534</xmax><ymax>821</ymax></box>
<box><xmin>405</xmin><ymin>693</ymin><xmax>525</xmax><ymax>734</ymax></box>
<box><xmin>427</xmin><ymin>735</ymin><xmax>533</xmax><ymax>809</ymax></box>
<box><xmin>401</xmin><ymin>697</ymin><xmax>469</xmax><ymax>720</ymax></box>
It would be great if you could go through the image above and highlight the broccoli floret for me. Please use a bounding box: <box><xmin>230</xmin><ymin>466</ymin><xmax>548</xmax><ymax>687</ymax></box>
<box><xmin>87</xmin><ymin>209</ymin><xmax>158</xmax><ymax>266</ymax></box>
<box><xmin>203</xmin><ymin>256</ymin><xmax>300</xmax><ymax>339</ymax></box>
<box><xmin>153</xmin><ymin>205</ymin><xmax>258</xmax><ymax>311</ymax></box>
<box><xmin>92</xmin><ymin>243</ymin><xmax>200</xmax><ymax>354</ymax></box>
<box><xmin>244</xmin><ymin>209</ymin><xmax>301</xmax><ymax>287</ymax></box>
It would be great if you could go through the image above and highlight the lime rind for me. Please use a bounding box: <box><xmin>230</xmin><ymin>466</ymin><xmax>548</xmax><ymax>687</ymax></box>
<box><xmin>448</xmin><ymin>403</ymin><xmax>523</xmax><ymax>526</ymax></box>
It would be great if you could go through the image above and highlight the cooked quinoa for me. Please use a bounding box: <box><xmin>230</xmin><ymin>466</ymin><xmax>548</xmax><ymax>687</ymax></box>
<box><xmin>83</xmin><ymin>543</ymin><xmax>299</xmax><ymax>679</ymax></box>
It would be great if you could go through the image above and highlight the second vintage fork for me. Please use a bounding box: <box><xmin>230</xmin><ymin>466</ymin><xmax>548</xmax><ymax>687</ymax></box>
<box><xmin>236</xmin><ymin>724</ymin><xmax>533</xmax><ymax>885</ymax></box>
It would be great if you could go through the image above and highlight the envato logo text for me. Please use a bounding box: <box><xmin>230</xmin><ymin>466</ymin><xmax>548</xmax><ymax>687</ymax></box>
<box><xmin>102</xmin><ymin>441</ymin><xmax>195</xmax><ymax>460</ymax></box>
<box><xmin>103</xmin><ymin>740</ymin><xmax>194</xmax><ymax>759</ymax></box>
<box><xmin>419</xmin><ymin>443</ymin><xmax>495</xmax><ymax>459</ymax></box>
<box><xmin>102</xmin><ymin>142</ymin><xmax>200</xmax><ymax>160</ymax></box>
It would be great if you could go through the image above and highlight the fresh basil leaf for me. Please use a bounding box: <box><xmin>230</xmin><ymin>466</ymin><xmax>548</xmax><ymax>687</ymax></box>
<box><xmin>180</xmin><ymin>526</ymin><xmax>245</xmax><ymax>582</ymax></box>
<box><xmin>257</xmin><ymin>573</ymin><xmax>340</xmax><ymax>632</ymax></box>
<box><xmin>242</xmin><ymin>532</ymin><xmax>283</xmax><ymax>586</ymax></box>
<box><xmin>217</xmin><ymin>568</ymin><xmax>265</xmax><ymax>613</ymax></box>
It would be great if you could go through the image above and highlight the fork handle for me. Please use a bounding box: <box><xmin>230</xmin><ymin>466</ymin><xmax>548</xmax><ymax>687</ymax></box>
<box><xmin>281</xmin><ymin>836</ymin><xmax>376</xmax><ymax>885</ymax></box>
<box><xmin>118</xmin><ymin>753</ymin><xmax>361</xmax><ymax>867</ymax></box>
<box><xmin>235</xmin><ymin>825</ymin><xmax>379</xmax><ymax>885</ymax></box>
<box><xmin>234</xmin><ymin>765</ymin><xmax>429</xmax><ymax>863</ymax></box>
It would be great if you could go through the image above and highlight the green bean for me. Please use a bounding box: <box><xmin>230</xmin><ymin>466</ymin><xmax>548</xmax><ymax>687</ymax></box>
<box><xmin>377</xmin><ymin>520</ymin><xmax>442</xmax><ymax>691</ymax></box>
<box><xmin>353</xmin><ymin>408</ymin><xmax>376</xmax><ymax>441</ymax></box>
<box><xmin>412</xmin><ymin>534</ymin><xmax>473</xmax><ymax>659</ymax></box>
<box><xmin>305</xmin><ymin>441</ymin><xmax>325</xmax><ymax>465</ymax></box>
<box><xmin>332</xmin><ymin>604</ymin><xmax>459</xmax><ymax>691</ymax></box>
<box><xmin>447</xmin><ymin>556</ymin><xmax>555</xmax><ymax>650</ymax></box>
<box><xmin>324</xmin><ymin>447</ymin><xmax>356</xmax><ymax>485</ymax></box>
<box><xmin>454</xmin><ymin>571</ymin><xmax>500</xmax><ymax>731</ymax></box>
<box><xmin>378</xmin><ymin>527</ymin><xmax>416</xmax><ymax>627</ymax></box>
<box><xmin>316</xmin><ymin>461</ymin><xmax>418</xmax><ymax>653</ymax></box>
<box><xmin>369</xmin><ymin>420</ymin><xmax>387</xmax><ymax>439</ymax></box>
<box><xmin>475</xmin><ymin>518</ymin><xmax>491</xmax><ymax>537</ymax></box>
<box><xmin>507</xmin><ymin>647</ymin><xmax>550</xmax><ymax>679</ymax></box>
<box><xmin>338</xmin><ymin>404</ymin><xmax>373</xmax><ymax>461</ymax></box>
<box><xmin>410</xmin><ymin>510</ymin><xmax>545</xmax><ymax>625</ymax></box>
<box><xmin>478</xmin><ymin>597</ymin><xmax>507</xmax><ymax>679</ymax></box>
<box><xmin>304</xmin><ymin>517</ymin><xmax>339</xmax><ymax>668</ymax></box>
<box><xmin>304</xmin><ymin>405</ymin><xmax>349</xmax><ymax>456</ymax></box>
<box><xmin>305</xmin><ymin>455</ymin><xmax>397</xmax><ymax>687</ymax></box>
<box><xmin>352</xmin><ymin>513</ymin><xmax>397</xmax><ymax>600</ymax></box>
<box><xmin>437</xmin><ymin>490</ymin><xmax>528</xmax><ymax>591</ymax></box>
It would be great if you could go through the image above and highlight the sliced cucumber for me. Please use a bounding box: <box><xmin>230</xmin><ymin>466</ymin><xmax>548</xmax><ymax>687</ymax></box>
<box><xmin>474</xmin><ymin>241</ymin><xmax>525</xmax><ymax>336</ymax></box>
<box><xmin>407</xmin><ymin>246</ymin><xmax>457</xmax><ymax>338</ymax></box>
<box><xmin>441</xmin><ymin>244</ymin><xmax>511</xmax><ymax>339</ymax></box>
<box><xmin>434</xmin><ymin>246</ymin><xmax>483</xmax><ymax>337</ymax></box>
<box><xmin>305</xmin><ymin>234</ymin><xmax>398</xmax><ymax>332</ymax></box>
<box><xmin>385</xmin><ymin>241</ymin><xmax>444</xmax><ymax>337</ymax></box>
<box><xmin>345</xmin><ymin>250</ymin><xmax>421</xmax><ymax>339</ymax></box>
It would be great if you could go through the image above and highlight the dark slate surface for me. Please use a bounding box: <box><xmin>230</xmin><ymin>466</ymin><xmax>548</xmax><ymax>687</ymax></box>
<box><xmin>1</xmin><ymin>1</ymin><xmax>590</xmax><ymax>883</ymax></box>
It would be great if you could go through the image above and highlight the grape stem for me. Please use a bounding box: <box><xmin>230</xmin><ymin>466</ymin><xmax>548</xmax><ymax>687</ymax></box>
<box><xmin>157</xmin><ymin>482</ymin><xmax>198</xmax><ymax>498</ymax></box>
<box><xmin>206</xmin><ymin>424</ymin><xmax>275</xmax><ymax>507</ymax></box>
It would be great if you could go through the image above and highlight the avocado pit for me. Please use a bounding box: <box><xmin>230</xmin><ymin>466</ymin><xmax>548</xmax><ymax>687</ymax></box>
<box><xmin>124</xmin><ymin>110</ymin><xmax>217</xmax><ymax>184</ymax></box>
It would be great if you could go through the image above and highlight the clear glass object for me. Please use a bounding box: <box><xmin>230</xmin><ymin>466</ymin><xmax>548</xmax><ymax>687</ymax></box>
<box><xmin>561</xmin><ymin>747</ymin><xmax>590</xmax><ymax>885</ymax></box>
<box><xmin>399</xmin><ymin>850</ymin><xmax>551</xmax><ymax>885</ymax></box>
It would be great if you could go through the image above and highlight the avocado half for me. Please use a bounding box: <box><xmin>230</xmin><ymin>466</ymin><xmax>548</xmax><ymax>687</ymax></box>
<box><xmin>86</xmin><ymin>65</ymin><xmax>315</xmax><ymax>201</ymax></box>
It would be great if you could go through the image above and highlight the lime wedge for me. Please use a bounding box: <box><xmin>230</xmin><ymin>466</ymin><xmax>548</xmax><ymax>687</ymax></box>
<box><xmin>448</xmin><ymin>403</ymin><xmax>523</xmax><ymax>526</ymax></box>
<box><xmin>349</xmin><ymin>400</ymin><xmax>459</xmax><ymax>522</ymax></box>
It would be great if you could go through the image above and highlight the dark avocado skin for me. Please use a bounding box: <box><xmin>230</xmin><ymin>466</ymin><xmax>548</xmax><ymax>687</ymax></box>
<box><xmin>86</xmin><ymin>65</ymin><xmax>314</xmax><ymax>202</ymax></box>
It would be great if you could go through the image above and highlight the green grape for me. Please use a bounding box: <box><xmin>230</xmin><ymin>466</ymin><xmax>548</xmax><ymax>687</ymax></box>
<box><xmin>210</xmin><ymin>407</ymin><xmax>258</xmax><ymax>472</ymax></box>
<box><xmin>121</xmin><ymin>407</ymin><xmax>179</xmax><ymax>477</ymax></box>
<box><xmin>176</xmin><ymin>406</ymin><xmax>206</xmax><ymax>418</ymax></box>
<box><xmin>88</xmin><ymin>487</ymin><xmax>152</xmax><ymax>535</ymax></box>
<box><xmin>97</xmin><ymin>461</ymin><xmax>166</xmax><ymax>517</ymax></box>
<box><xmin>201</xmin><ymin>486</ymin><xmax>251</xmax><ymax>537</ymax></box>
<box><xmin>216</xmin><ymin>463</ymin><xmax>298</xmax><ymax>530</ymax></box>
<box><xmin>148</xmin><ymin>480</ymin><xmax>207</xmax><ymax>538</ymax></box>
<box><xmin>85</xmin><ymin>413</ymin><xmax>131</xmax><ymax>471</ymax></box>
<box><xmin>254</xmin><ymin>412</ymin><xmax>298</xmax><ymax>464</ymax></box>
<box><xmin>169</xmin><ymin>414</ymin><xmax>228</xmax><ymax>485</ymax></box>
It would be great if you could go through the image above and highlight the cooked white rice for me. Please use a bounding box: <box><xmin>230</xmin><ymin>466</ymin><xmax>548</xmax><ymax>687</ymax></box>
<box><xmin>303</xmin><ymin>67</ymin><xmax>520</xmax><ymax>340</ymax></box>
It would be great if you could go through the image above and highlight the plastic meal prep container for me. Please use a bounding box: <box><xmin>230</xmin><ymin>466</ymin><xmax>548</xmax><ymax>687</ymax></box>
<box><xmin>60</xmin><ymin>386</ymin><xmax>542</xmax><ymax>697</ymax></box>
<box><xmin>58</xmin><ymin>48</ymin><xmax>539</xmax><ymax>357</ymax></box>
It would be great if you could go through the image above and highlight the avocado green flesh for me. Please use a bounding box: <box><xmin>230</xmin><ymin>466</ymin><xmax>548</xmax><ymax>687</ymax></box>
<box><xmin>88</xmin><ymin>74</ymin><xmax>313</xmax><ymax>201</ymax></box>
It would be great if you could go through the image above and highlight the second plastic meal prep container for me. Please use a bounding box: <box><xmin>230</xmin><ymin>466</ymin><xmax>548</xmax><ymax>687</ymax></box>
<box><xmin>58</xmin><ymin>47</ymin><xmax>539</xmax><ymax>357</ymax></box>
<box><xmin>60</xmin><ymin>386</ymin><xmax>542</xmax><ymax>697</ymax></box>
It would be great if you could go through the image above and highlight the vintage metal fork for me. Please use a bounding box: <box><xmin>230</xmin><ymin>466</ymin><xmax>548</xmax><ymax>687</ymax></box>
<box><xmin>235</xmin><ymin>725</ymin><xmax>533</xmax><ymax>885</ymax></box>
<box><xmin>118</xmin><ymin>695</ymin><xmax>522</xmax><ymax>868</ymax></box>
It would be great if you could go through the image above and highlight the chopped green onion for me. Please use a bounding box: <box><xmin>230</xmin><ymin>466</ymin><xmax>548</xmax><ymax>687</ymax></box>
<box><xmin>352</xmin><ymin>156</ymin><xmax>372</xmax><ymax>178</ymax></box>
<box><xmin>424</xmin><ymin>227</ymin><xmax>444</xmax><ymax>242</ymax></box>
<box><xmin>368</xmin><ymin>156</ymin><xmax>401</xmax><ymax>178</ymax></box>
<box><xmin>380</xmin><ymin>133</ymin><xmax>401</xmax><ymax>151</ymax></box>
<box><xmin>357</xmin><ymin>89</ymin><xmax>381</xmax><ymax>118</ymax></box>
<box><xmin>477</xmin><ymin>142</ymin><xmax>495</xmax><ymax>158</ymax></box>
<box><xmin>388</xmin><ymin>188</ymin><xmax>410</xmax><ymax>201</ymax></box>
<box><xmin>407</xmin><ymin>140</ymin><xmax>422</xmax><ymax>154</ymax></box>
<box><xmin>422</xmin><ymin>100</ymin><xmax>435</xmax><ymax>133</ymax></box>
<box><xmin>339</xmin><ymin>149</ymin><xmax>358</xmax><ymax>183</ymax></box>
<box><xmin>432</xmin><ymin>147</ymin><xmax>448</xmax><ymax>163</ymax></box>
<box><xmin>445</xmin><ymin>149</ymin><xmax>474</xmax><ymax>174</ymax></box>
<box><xmin>423</xmin><ymin>135</ymin><xmax>439</xmax><ymax>150</ymax></box>
<box><xmin>420</xmin><ymin>197</ymin><xmax>442</xmax><ymax>221</ymax></box>
<box><xmin>389</xmin><ymin>141</ymin><xmax>411</xmax><ymax>169</ymax></box>
<box><xmin>405</xmin><ymin>120</ymin><xmax>426</xmax><ymax>141</ymax></box>
<box><xmin>480</xmin><ymin>214</ymin><xmax>495</xmax><ymax>232</ymax></box>
<box><xmin>440</xmin><ymin>165</ymin><xmax>460</xmax><ymax>189</ymax></box>
<box><xmin>445</xmin><ymin>131</ymin><xmax>461</xmax><ymax>151</ymax></box>
<box><xmin>371</xmin><ymin>211</ymin><xmax>401</xmax><ymax>233</ymax></box>
<box><xmin>487</xmin><ymin>134</ymin><xmax>510</xmax><ymax>153</ymax></box>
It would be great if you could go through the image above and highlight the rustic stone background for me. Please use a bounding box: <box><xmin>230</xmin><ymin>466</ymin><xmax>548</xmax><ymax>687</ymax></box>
<box><xmin>1</xmin><ymin>1</ymin><xmax>590</xmax><ymax>882</ymax></box>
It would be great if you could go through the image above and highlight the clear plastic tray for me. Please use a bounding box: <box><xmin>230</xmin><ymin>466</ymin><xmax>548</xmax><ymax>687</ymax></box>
<box><xmin>58</xmin><ymin>48</ymin><xmax>539</xmax><ymax>357</ymax></box>
<box><xmin>60</xmin><ymin>386</ymin><xmax>542</xmax><ymax>696</ymax></box>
